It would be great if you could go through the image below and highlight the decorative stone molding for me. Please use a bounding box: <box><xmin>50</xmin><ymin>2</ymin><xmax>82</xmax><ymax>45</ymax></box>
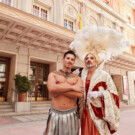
<box><xmin>86</xmin><ymin>16</ymin><xmax>98</xmax><ymax>26</ymax></box>
<box><xmin>90</xmin><ymin>0</ymin><xmax>128</xmax><ymax>23</ymax></box>
<box><xmin>128</xmin><ymin>71</ymin><xmax>135</xmax><ymax>104</ymax></box>
<box><xmin>104</xmin><ymin>18</ymin><xmax>113</xmax><ymax>28</ymax></box>
<box><xmin>85</xmin><ymin>6</ymin><xmax>99</xmax><ymax>26</ymax></box>
<box><xmin>98</xmin><ymin>13</ymin><xmax>104</xmax><ymax>26</ymax></box>
<box><xmin>105</xmin><ymin>52</ymin><xmax>135</xmax><ymax>72</ymax></box>
<box><xmin>34</xmin><ymin>0</ymin><xmax>53</xmax><ymax>8</ymax></box>
<box><xmin>64</xmin><ymin>4</ymin><xmax>78</xmax><ymax>20</ymax></box>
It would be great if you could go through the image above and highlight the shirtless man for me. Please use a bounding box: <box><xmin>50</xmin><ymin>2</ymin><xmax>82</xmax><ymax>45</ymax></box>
<box><xmin>44</xmin><ymin>50</ymin><xmax>84</xmax><ymax>135</ymax></box>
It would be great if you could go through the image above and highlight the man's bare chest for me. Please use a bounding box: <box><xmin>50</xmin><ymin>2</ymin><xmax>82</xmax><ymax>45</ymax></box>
<box><xmin>54</xmin><ymin>70</ymin><xmax>78</xmax><ymax>85</ymax></box>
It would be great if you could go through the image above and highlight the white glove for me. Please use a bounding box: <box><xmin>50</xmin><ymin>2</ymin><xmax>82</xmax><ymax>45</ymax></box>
<box><xmin>87</xmin><ymin>91</ymin><xmax>103</xmax><ymax>99</ymax></box>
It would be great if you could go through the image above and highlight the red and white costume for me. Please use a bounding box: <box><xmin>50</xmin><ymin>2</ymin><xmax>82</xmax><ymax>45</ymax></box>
<box><xmin>79</xmin><ymin>64</ymin><xmax>120</xmax><ymax>135</ymax></box>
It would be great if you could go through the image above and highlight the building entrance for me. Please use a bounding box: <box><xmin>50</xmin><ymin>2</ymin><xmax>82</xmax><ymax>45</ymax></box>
<box><xmin>0</xmin><ymin>57</ymin><xmax>10</xmax><ymax>101</ymax></box>
<box><xmin>29</xmin><ymin>62</ymin><xmax>49</xmax><ymax>101</ymax></box>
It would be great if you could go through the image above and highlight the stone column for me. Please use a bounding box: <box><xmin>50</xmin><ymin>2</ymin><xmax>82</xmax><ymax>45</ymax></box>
<box><xmin>98</xmin><ymin>13</ymin><xmax>104</xmax><ymax>26</ymax></box>
<box><xmin>112</xmin><ymin>75</ymin><xmax>124</xmax><ymax>100</ymax></box>
<box><xmin>113</xmin><ymin>22</ymin><xmax>117</xmax><ymax>30</ymax></box>
<box><xmin>16</xmin><ymin>46</ymin><xmax>29</xmax><ymax>76</ymax></box>
<box><xmin>7</xmin><ymin>55</ymin><xmax>17</xmax><ymax>102</ymax></box>
<box><xmin>17</xmin><ymin>0</ymin><xmax>33</xmax><ymax>14</ymax></box>
<box><xmin>81</xmin><ymin>2</ymin><xmax>85</xmax><ymax>26</ymax></box>
<box><xmin>128</xmin><ymin>71</ymin><xmax>135</xmax><ymax>104</ymax></box>
<box><xmin>54</xmin><ymin>0</ymin><xmax>64</xmax><ymax>26</ymax></box>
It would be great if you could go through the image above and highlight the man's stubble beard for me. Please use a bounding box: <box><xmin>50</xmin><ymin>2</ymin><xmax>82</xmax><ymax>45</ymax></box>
<box><xmin>86</xmin><ymin>64</ymin><xmax>96</xmax><ymax>69</ymax></box>
<box><xmin>65</xmin><ymin>64</ymin><xmax>72</xmax><ymax>70</ymax></box>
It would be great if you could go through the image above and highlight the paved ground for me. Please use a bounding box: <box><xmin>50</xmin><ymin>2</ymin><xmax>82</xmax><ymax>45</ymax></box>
<box><xmin>0</xmin><ymin>106</ymin><xmax>135</xmax><ymax>135</ymax></box>
<box><xmin>0</xmin><ymin>114</ymin><xmax>47</xmax><ymax>135</ymax></box>
<box><xmin>114</xmin><ymin>105</ymin><xmax>135</xmax><ymax>135</ymax></box>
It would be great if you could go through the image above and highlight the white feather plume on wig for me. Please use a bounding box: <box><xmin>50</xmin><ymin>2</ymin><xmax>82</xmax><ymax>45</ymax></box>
<box><xmin>70</xmin><ymin>26</ymin><xmax>130</xmax><ymax>64</ymax></box>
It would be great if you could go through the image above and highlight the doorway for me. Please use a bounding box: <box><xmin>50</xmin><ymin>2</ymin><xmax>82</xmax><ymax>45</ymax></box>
<box><xmin>0</xmin><ymin>57</ymin><xmax>10</xmax><ymax>101</ymax></box>
<box><xmin>29</xmin><ymin>62</ymin><xmax>49</xmax><ymax>101</ymax></box>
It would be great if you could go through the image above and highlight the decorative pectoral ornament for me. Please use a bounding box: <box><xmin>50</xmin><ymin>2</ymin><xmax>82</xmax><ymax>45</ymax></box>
<box><xmin>54</xmin><ymin>69</ymin><xmax>78</xmax><ymax>78</ymax></box>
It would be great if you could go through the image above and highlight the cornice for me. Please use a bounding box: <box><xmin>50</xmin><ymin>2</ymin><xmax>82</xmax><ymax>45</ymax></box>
<box><xmin>125</xmin><ymin>0</ymin><xmax>135</xmax><ymax>9</ymax></box>
<box><xmin>105</xmin><ymin>52</ymin><xmax>135</xmax><ymax>71</ymax></box>
<box><xmin>126</xmin><ymin>23</ymin><xmax>135</xmax><ymax>31</ymax></box>
<box><xmin>90</xmin><ymin>0</ymin><xmax>128</xmax><ymax>23</ymax></box>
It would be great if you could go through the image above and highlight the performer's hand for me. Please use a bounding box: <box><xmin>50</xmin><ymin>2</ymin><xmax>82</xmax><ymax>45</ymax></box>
<box><xmin>87</xmin><ymin>91</ymin><xmax>103</xmax><ymax>99</ymax></box>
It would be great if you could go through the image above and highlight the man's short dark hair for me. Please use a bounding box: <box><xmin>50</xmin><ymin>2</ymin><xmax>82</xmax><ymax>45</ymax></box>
<box><xmin>63</xmin><ymin>50</ymin><xmax>76</xmax><ymax>59</ymax></box>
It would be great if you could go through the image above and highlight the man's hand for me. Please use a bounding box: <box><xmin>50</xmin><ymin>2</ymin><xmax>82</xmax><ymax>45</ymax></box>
<box><xmin>87</xmin><ymin>91</ymin><xmax>103</xmax><ymax>99</ymax></box>
<box><xmin>72</xmin><ymin>85</ymin><xmax>84</xmax><ymax>94</ymax></box>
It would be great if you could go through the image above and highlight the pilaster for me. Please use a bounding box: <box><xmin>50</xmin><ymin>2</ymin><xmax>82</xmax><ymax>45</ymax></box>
<box><xmin>17</xmin><ymin>0</ymin><xmax>33</xmax><ymax>14</ymax></box>
<box><xmin>128</xmin><ymin>71</ymin><xmax>135</xmax><ymax>104</ymax></box>
<box><xmin>98</xmin><ymin>13</ymin><xmax>104</xmax><ymax>26</ymax></box>
<box><xmin>54</xmin><ymin>0</ymin><xmax>63</xmax><ymax>26</ymax></box>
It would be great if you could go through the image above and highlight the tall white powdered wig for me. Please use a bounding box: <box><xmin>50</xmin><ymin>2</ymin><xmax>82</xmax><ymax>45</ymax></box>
<box><xmin>70</xmin><ymin>26</ymin><xmax>130</xmax><ymax>65</ymax></box>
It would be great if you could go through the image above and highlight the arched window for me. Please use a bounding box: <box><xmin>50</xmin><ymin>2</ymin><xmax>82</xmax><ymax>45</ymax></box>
<box><xmin>87</xmin><ymin>16</ymin><xmax>97</xmax><ymax>26</ymax></box>
<box><xmin>64</xmin><ymin>4</ymin><xmax>78</xmax><ymax>31</ymax></box>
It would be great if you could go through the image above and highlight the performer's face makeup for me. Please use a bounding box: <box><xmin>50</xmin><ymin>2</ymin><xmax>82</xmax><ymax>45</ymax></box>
<box><xmin>63</xmin><ymin>54</ymin><xmax>75</xmax><ymax>69</ymax></box>
<box><xmin>84</xmin><ymin>53</ymin><xmax>97</xmax><ymax>69</ymax></box>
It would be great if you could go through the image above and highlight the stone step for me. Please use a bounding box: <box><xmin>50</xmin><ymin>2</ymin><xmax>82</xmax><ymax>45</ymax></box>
<box><xmin>0</xmin><ymin>102</ymin><xmax>14</xmax><ymax>114</ymax></box>
<box><xmin>0</xmin><ymin>102</ymin><xmax>11</xmax><ymax>105</ymax></box>
<box><xmin>31</xmin><ymin>101</ymin><xmax>51</xmax><ymax>105</ymax></box>
<box><xmin>0</xmin><ymin>110</ymin><xmax>49</xmax><ymax>117</ymax></box>
<box><xmin>31</xmin><ymin>107</ymin><xmax>50</xmax><ymax>111</ymax></box>
<box><xmin>31</xmin><ymin>101</ymin><xmax>51</xmax><ymax>112</ymax></box>
<box><xmin>0</xmin><ymin>105</ymin><xmax>13</xmax><ymax>109</ymax></box>
<box><xmin>0</xmin><ymin>101</ymin><xmax>51</xmax><ymax>116</ymax></box>
<box><xmin>0</xmin><ymin>108</ymin><xmax>14</xmax><ymax>113</ymax></box>
<box><xmin>31</xmin><ymin>104</ymin><xmax>50</xmax><ymax>107</ymax></box>
<box><xmin>120</xmin><ymin>101</ymin><xmax>128</xmax><ymax>107</ymax></box>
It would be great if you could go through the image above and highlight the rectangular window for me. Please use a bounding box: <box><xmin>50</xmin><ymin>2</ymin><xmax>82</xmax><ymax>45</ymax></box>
<box><xmin>131</xmin><ymin>46</ymin><xmax>135</xmax><ymax>56</ymax></box>
<box><xmin>33</xmin><ymin>5</ymin><xmax>39</xmax><ymax>17</ymax></box>
<box><xmin>1</xmin><ymin>0</ymin><xmax>11</xmax><ymax>6</ymax></box>
<box><xmin>41</xmin><ymin>8</ymin><xmax>48</xmax><ymax>20</ymax></box>
<box><xmin>33</xmin><ymin>4</ymin><xmax>48</xmax><ymax>21</ymax></box>
<box><xmin>64</xmin><ymin>19</ymin><xmax>67</xmax><ymax>28</ymax></box>
<box><xmin>68</xmin><ymin>21</ymin><xmax>73</xmax><ymax>30</ymax></box>
<box><xmin>64</xmin><ymin>19</ymin><xmax>74</xmax><ymax>31</ymax></box>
